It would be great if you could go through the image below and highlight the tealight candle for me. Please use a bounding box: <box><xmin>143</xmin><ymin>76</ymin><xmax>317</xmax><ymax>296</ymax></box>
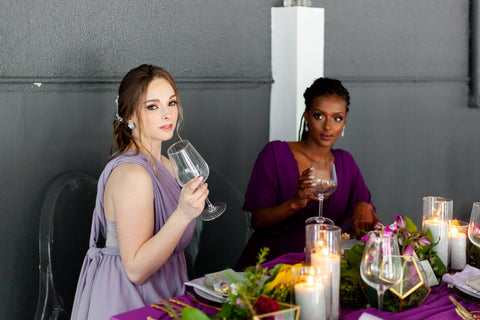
<box><xmin>448</xmin><ymin>221</ymin><xmax>467</xmax><ymax>270</ymax></box>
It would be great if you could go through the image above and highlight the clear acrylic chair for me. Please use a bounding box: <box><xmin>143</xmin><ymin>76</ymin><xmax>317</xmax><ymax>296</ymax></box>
<box><xmin>34</xmin><ymin>172</ymin><xmax>97</xmax><ymax>320</ymax></box>
<box><xmin>185</xmin><ymin>167</ymin><xmax>253</xmax><ymax>278</ymax></box>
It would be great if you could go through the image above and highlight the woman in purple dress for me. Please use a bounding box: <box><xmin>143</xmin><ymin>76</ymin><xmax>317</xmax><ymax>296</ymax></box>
<box><xmin>71</xmin><ymin>65</ymin><xmax>209</xmax><ymax>319</ymax></box>
<box><xmin>236</xmin><ymin>78</ymin><xmax>379</xmax><ymax>270</ymax></box>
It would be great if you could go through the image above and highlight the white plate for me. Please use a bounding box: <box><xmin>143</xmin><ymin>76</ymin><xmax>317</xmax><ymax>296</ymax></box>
<box><xmin>454</xmin><ymin>284</ymin><xmax>480</xmax><ymax>300</ymax></box>
<box><xmin>467</xmin><ymin>274</ymin><xmax>480</xmax><ymax>291</ymax></box>
<box><xmin>193</xmin><ymin>287</ymin><xmax>227</xmax><ymax>304</ymax></box>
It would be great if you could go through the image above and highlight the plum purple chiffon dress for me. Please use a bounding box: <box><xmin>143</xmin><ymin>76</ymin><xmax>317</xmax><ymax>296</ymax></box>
<box><xmin>235</xmin><ymin>141</ymin><xmax>374</xmax><ymax>270</ymax></box>
<box><xmin>71</xmin><ymin>151</ymin><xmax>195</xmax><ymax>320</ymax></box>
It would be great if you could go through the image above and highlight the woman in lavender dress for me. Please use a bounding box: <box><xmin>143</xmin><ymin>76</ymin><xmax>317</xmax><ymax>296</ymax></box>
<box><xmin>71</xmin><ymin>65</ymin><xmax>209</xmax><ymax>320</ymax></box>
<box><xmin>236</xmin><ymin>78</ymin><xmax>380</xmax><ymax>270</ymax></box>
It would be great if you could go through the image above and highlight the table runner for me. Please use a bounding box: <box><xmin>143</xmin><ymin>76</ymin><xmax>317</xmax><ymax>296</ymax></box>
<box><xmin>111</xmin><ymin>251</ymin><xmax>480</xmax><ymax>320</ymax></box>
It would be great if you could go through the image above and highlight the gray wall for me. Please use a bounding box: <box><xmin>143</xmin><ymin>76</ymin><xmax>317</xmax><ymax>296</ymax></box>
<box><xmin>1</xmin><ymin>0</ymin><xmax>478</xmax><ymax>319</ymax></box>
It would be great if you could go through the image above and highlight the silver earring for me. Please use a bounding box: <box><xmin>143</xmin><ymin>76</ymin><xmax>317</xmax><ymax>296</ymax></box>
<box><xmin>341</xmin><ymin>127</ymin><xmax>345</xmax><ymax>137</ymax></box>
<box><xmin>305</xmin><ymin>123</ymin><xmax>309</xmax><ymax>132</ymax></box>
<box><xmin>128</xmin><ymin>122</ymin><xmax>135</xmax><ymax>130</ymax></box>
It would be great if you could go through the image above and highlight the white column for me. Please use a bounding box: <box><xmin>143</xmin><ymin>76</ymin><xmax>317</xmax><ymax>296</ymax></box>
<box><xmin>270</xmin><ymin>7</ymin><xmax>325</xmax><ymax>142</ymax></box>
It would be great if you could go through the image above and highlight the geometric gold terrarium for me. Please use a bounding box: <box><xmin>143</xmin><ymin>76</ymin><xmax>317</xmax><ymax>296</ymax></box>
<box><xmin>388</xmin><ymin>254</ymin><xmax>431</xmax><ymax>312</ymax></box>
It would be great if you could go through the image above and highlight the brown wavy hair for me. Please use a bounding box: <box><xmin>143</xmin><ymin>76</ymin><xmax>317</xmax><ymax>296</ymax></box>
<box><xmin>111</xmin><ymin>64</ymin><xmax>183</xmax><ymax>158</ymax></box>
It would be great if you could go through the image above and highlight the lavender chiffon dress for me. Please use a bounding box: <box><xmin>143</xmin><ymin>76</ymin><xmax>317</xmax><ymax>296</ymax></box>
<box><xmin>235</xmin><ymin>141</ymin><xmax>374</xmax><ymax>270</ymax></box>
<box><xmin>71</xmin><ymin>152</ymin><xmax>195</xmax><ymax>320</ymax></box>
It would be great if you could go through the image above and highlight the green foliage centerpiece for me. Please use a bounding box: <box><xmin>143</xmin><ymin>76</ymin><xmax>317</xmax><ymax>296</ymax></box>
<box><xmin>340</xmin><ymin>215</ymin><xmax>446</xmax><ymax>312</ymax></box>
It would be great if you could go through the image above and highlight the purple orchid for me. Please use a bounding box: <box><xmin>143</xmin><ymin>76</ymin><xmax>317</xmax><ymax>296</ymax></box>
<box><xmin>402</xmin><ymin>244</ymin><xmax>414</xmax><ymax>256</ymax></box>
<box><xmin>389</xmin><ymin>221</ymin><xmax>399</xmax><ymax>234</ymax></box>
<box><xmin>395</xmin><ymin>215</ymin><xmax>406</xmax><ymax>230</ymax></box>
<box><xmin>418</xmin><ymin>236</ymin><xmax>431</xmax><ymax>247</ymax></box>
<box><xmin>374</xmin><ymin>222</ymin><xmax>384</xmax><ymax>231</ymax></box>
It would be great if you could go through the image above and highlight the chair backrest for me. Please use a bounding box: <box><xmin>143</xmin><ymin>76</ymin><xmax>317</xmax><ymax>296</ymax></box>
<box><xmin>185</xmin><ymin>167</ymin><xmax>253</xmax><ymax>278</ymax></box>
<box><xmin>34</xmin><ymin>172</ymin><xmax>97</xmax><ymax>320</ymax></box>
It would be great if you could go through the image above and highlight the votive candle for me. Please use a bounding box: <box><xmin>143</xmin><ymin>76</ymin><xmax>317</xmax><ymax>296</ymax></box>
<box><xmin>294</xmin><ymin>273</ymin><xmax>330</xmax><ymax>320</ymax></box>
<box><xmin>423</xmin><ymin>196</ymin><xmax>452</xmax><ymax>268</ymax></box>
<box><xmin>310</xmin><ymin>252</ymin><xmax>340</xmax><ymax>320</ymax></box>
<box><xmin>423</xmin><ymin>217</ymin><xmax>449</xmax><ymax>267</ymax></box>
<box><xmin>448</xmin><ymin>221</ymin><xmax>467</xmax><ymax>270</ymax></box>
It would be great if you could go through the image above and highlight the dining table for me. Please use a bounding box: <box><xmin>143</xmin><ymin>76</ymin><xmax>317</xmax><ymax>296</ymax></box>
<box><xmin>110</xmin><ymin>252</ymin><xmax>480</xmax><ymax>320</ymax></box>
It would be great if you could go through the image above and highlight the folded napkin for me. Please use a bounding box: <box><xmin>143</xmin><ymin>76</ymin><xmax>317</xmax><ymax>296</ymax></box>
<box><xmin>442</xmin><ymin>265</ymin><xmax>480</xmax><ymax>297</ymax></box>
<box><xmin>358</xmin><ymin>313</ymin><xmax>384</xmax><ymax>320</ymax></box>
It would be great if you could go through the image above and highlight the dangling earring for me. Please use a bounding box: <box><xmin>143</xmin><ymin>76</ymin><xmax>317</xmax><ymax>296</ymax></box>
<box><xmin>341</xmin><ymin>126</ymin><xmax>345</xmax><ymax>137</ymax></box>
<box><xmin>128</xmin><ymin>122</ymin><xmax>135</xmax><ymax>130</ymax></box>
<box><xmin>305</xmin><ymin>122</ymin><xmax>309</xmax><ymax>132</ymax></box>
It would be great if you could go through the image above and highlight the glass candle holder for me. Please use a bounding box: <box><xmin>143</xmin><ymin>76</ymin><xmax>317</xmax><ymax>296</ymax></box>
<box><xmin>304</xmin><ymin>223</ymin><xmax>340</xmax><ymax>319</ymax></box>
<box><xmin>422</xmin><ymin>196</ymin><xmax>452</xmax><ymax>268</ymax></box>
<box><xmin>448</xmin><ymin>220</ymin><xmax>468</xmax><ymax>270</ymax></box>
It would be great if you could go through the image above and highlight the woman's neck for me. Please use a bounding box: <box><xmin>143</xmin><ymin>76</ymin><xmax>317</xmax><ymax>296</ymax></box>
<box><xmin>298</xmin><ymin>140</ymin><xmax>334</xmax><ymax>162</ymax></box>
<box><xmin>128</xmin><ymin>140</ymin><xmax>163</xmax><ymax>161</ymax></box>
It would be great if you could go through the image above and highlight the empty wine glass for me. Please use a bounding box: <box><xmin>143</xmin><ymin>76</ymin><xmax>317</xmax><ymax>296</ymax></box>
<box><xmin>305</xmin><ymin>160</ymin><xmax>337</xmax><ymax>225</ymax></box>
<box><xmin>360</xmin><ymin>231</ymin><xmax>403</xmax><ymax>311</ymax></box>
<box><xmin>468</xmin><ymin>202</ymin><xmax>480</xmax><ymax>247</ymax></box>
<box><xmin>167</xmin><ymin>140</ymin><xmax>226</xmax><ymax>221</ymax></box>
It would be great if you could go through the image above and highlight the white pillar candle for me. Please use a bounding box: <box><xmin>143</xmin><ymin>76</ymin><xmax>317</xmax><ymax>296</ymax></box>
<box><xmin>310</xmin><ymin>253</ymin><xmax>340</xmax><ymax>320</ymax></box>
<box><xmin>423</xmin><ymin>218</ymin><xmax>449</xmax><ymax>267</ymax></box>
<box><xmin>294</xmin><ymin>277</ymin><xmax>331</xmax><ymax>320</ymax></box>
<box><xmin>448</xmin><ymin>226</ymin><xmax>467</xmax><ymax>270</ymax></box>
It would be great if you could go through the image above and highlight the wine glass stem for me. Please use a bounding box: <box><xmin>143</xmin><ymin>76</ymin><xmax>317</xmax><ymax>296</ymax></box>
<box><xmin>377</xmin><ymin>290</ymin><xmax>384</xmax><ymax>311</ymax></box>
<box><xmin>205</xmin><ymin>197</ymin><xmax>216</xmax><ymax>212</ymax></box>
<box><xmin>318</xmin><ymin>195</ymin><xmax>325</xmax><ymax>218</ymax></box>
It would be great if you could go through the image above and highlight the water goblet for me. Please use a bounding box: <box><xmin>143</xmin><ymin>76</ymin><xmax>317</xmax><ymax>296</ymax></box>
<box><xmin>167</xmin><ymin>140</ymin><xmax>226</xmax><ymax>221</ymax></box>
<box><xmin>306</xmin><ymin>160</ymin><xmax>337</xmax><ymax>225</ymax></box>
<box><xmin>468</xmin><ymin>202</ymin><xmax>480</xmax><ymax>247</ymax></box>
<box><xmin>360</xmin><ymin>230</ymin><xmax>403</xmax><ymax>311</ymax></box>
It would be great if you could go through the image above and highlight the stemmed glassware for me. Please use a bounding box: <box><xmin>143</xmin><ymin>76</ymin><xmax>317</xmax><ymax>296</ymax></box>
<box><xmin>167</xmin><ymin>140</ymin><xmax>226</xmax><ymax>221</ymax></box>
<box><xmin>468</xmin><ymin>202</ymin><xmax>480</xmax><ymax>247</ymax></box>
<box><xmin>305</xmin><ymin>160</ymin><xmax>337</xmax><ymax>225</ymax></box>
<box><xmin>360</xmin><ymin>231</ymin><xmax>403</xmax><ymax>311</ymax></box>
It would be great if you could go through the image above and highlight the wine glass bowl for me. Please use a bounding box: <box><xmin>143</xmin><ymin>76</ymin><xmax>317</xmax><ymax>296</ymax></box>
<box><xmin>360</xmin><ymin>231</ymin><xmax>403</xmax><ymax>311</ymax></box>
<box><xmin>468</xmin><ymin>202</ymin><xmax>480</xmax><ymax>247</ymax></box>
<box><xmin>167</xmin><ymin>140</ymin><xmax>226</xmax><ymax>221</ymax></box>
<box><xmin>306</xmin><ymin>160</ymin><xmax>337</xmax><ymax>225</ymax></box>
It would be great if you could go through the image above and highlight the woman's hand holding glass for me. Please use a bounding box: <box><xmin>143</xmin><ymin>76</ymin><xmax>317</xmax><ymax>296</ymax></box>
<box><xmin>305</xmin><ymin>160</ymin><xmax>337</xmax><ymax>225</ymax></box>
<box><xmin>293</xmin><ymin>167</ymin><xmax>319</xmax><ymax>208</ymax></box>
<box><xmin>176</xmin><ymin>176</ymin><xmax>209</xmax><ymax>220</ymax></box>
<box><xmin>167</xmin><ymin>140</ymin><xmax>226</xmax><ymax>221</ymax></box>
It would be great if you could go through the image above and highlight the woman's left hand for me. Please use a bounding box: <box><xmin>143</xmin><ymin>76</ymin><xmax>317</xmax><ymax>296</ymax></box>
<box><xmin>352</xmin><ymin>202</ymin><xmax>379</xmax><ymax>239</ymax></box>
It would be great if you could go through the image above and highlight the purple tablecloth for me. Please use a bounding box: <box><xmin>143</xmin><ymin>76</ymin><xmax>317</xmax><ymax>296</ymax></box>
<box><xmin>111</xmin><ymin>252</ymin><xmax>480</xmax><ymax>320</ymax></box>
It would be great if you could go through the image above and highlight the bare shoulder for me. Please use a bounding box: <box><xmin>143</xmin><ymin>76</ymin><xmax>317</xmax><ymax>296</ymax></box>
<box><xmin>107</xmin><ymin>162</ymin><xmax>153</xmax><ymax>192</ymax></box>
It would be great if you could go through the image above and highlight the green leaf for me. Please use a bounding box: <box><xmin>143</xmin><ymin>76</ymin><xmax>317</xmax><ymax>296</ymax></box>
<box><xmin>181</xmin><ymin>307</ymin><xmax>211</xmax><ymax>320</ymax></box>
<box><xmin>344</xmin><ymin>244</ymin><xmax>364</xmax><ymax>266</ymax></box>
<box><xmin>404</xmin><ymin>216</ymin><xmax>418</xmax><ymax>233</ymax></box>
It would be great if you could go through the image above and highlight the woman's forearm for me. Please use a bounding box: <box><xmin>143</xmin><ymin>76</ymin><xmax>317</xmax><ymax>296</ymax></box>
<box><xmin>251</xmin><ymin>197</ymin><xmax>308</xmax><ymax>229</ymax></box>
